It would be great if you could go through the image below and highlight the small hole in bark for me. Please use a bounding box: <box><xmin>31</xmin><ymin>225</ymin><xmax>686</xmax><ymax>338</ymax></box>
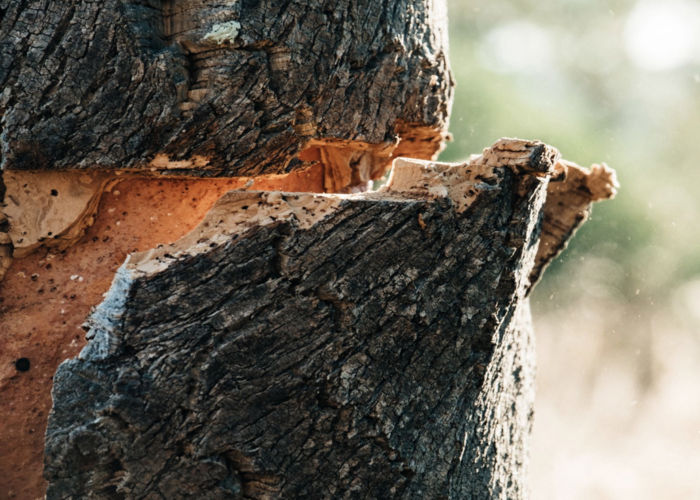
<box><xmin>123</xmin><ymin>345</ymin><xmax>136</xmax><ymax>356</ymax></box>
<box><xmin>15</xmin><ymin>358</ymin><xmax>31</xmax><ymax>372</ymax></box>
<box><xmin>241</xmin><ymin>206</ymin><xmax>249</xmax><ymax>210</ymax></box>
<box><xmin>51</xmin><ymin>189</ymin><xmax>58</xmax><ymax>196</ymax></box>
<box><xmin>401</xmin><ymin>468</ymin><xmax>416</xmax><ymax>478</ymax></box>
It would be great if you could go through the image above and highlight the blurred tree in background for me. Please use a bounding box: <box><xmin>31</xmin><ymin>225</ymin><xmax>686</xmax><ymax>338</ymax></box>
<box><xmin>443</xmin><ymin>0</ymin><xmax>700</xmax><ymax>498</ymax></box>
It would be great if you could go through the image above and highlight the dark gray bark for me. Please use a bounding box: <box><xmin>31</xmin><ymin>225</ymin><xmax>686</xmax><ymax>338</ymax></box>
<box><xmin>0</xmin><ymin>0</ymin><xmax>619</xmax><ymax>497</ymax></box>
<box><xmin>0</xmin><ymin>0</ymin><xmax>452</xmax><ymax>177</ymax></box>
<box><xmin>43</xmin><ymin>143</ymin><xmax>559</xmax><ymax>499</ymax></box>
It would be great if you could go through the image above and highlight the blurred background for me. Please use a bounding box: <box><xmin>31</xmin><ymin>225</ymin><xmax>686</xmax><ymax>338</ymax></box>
<box><xmin>441</xmin><ymin>0</ymin><xmax>700</xmax><ymax>498</ymax></box>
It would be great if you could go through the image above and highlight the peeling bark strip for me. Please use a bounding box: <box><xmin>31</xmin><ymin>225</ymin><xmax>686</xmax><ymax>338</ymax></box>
<box><xmin>529</xmin><ymin>161</ymin><xmax>618</xmax><ymax>287</ymax></box>
<box><xmin>45</xmin><ymin>140</ymin><xmax>555</xmax><ymax>499</ymax></box>
<box><xmin>0</xmin><ymin>0</ymin><xmax>452</xmax><ymax>180</ymax></box>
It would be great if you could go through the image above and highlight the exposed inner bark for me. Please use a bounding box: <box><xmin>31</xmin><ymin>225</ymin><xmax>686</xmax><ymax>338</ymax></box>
<box><xmin>0</xmin><ymin>138</ymin><xmax>615</xmax><ymax>499</ymax></box>
<box><xmin>1</xmin><ymin>165</ymin><xmax>326</xmax><ymax>263</ymax></box>
<box><xmin>30</xmin><ymin>139</ymin><xmax>613</xmax><ymax>499</ymax></box>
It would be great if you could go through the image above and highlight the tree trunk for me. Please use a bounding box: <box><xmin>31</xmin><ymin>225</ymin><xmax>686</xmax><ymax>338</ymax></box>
<box><xmin>0</xmin><ymin>0</ymin><xmax>451</xmax><ymax>179</ymax></box>
<box><xmin>0</xmin><ymin>1</ymin><xmax>618</xmax><ymax>499</ymax></box>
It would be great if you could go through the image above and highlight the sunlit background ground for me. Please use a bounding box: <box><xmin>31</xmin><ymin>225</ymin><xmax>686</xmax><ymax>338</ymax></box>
<box><xmin>442</xmin><ymin>1</ymin><xmax>700</xmax><ymax>498</ymax></box>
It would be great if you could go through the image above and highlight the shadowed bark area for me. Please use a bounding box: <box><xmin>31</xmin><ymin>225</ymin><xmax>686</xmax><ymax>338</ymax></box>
<box><xmin>44</xmin><ymin>143</ymin><xmax>556</xmax><ymax>499</ymax></box>
<box><xmin>0</xmin><ymin>0</ymin><xmax>452</xmax><ymax>177</ymax></box>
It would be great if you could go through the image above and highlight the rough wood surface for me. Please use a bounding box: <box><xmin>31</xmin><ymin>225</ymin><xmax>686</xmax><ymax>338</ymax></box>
<box><xmin>0</xmin><ymin>0</ymin><xmax>452</xmax><ymax>179</ymax></box>
<box><xmin>44</xmin><ymin>140</ymin><xmax>558</xmax><ymax>499</ymax></box>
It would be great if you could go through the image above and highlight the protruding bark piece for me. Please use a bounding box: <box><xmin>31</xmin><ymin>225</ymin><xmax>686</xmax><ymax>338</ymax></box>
<box><xmin>44</xmin><ymin>139</ymin><xmax>558</xmax><ymax>500</ymax></box>
<box><xmin>468</xmin><ymin>137</ymin><xmax>562</xmax><ymax>177</ymax></box>
<box><xmin>530</xmin><ymin>160</ymin><xmax>618</xmax><ymax>287</ymax></box>
<box><xmin>0</xmin><ymin>0</ymin><xmax>452</xmax><ymax>185</ymax></box>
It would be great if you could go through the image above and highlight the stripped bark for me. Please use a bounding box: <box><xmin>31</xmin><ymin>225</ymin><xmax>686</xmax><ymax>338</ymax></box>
<box><xmin>43</xmin><ymin>140</ymin><xmax>613</xmax><ymax>500</ymax></box>
<box><xmin>0</xmin><ymin>1</ymin><xmax>621</xmax><ymax>498</ymax></box>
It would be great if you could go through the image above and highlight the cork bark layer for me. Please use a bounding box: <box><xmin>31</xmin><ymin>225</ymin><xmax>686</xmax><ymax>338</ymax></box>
<box><xmin>0</xmin><ymin>1</ymin><xmax>621</xmax><ymax>498</ymax></box>
<box><xmin>40</xmin><ymin>140</ymin><xmax>615</xmax><ymax>499</ymax></box>
<box><xmin>0</xmin><ymin>0</ymin><xmax>452</xmax><ymax>179</ymax></box>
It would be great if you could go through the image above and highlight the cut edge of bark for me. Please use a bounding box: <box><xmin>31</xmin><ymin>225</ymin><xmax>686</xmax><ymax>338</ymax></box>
<box><xmin>127</xmin><ymin>138</ymin><xmax>557</xmax><ymax>279</ymax></box>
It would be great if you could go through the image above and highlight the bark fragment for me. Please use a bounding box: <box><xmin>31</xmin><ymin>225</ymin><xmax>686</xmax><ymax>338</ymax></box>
<box><xmin>43</xmin><ymin>139</ymin><xmax>555</xmax><ymax>499</ymax></box>
<box><xmin>3</xmin><ymin>171</ymin><xmax>116</xmax><ymax>258</ymax></box>
<box><xmin>529</xmin><ymin>160</ymin><xmax>618</xmax><ymax>287</ymax></box>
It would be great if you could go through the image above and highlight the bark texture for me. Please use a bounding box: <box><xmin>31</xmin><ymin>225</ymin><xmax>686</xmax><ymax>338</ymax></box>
<box><xmin>0</xmin><ymin>0</ymin><xmax>452</xmax><ymax>178</ymax></box>
<box><xmin>44</xmin><ymin>140</ymin><xmax>558</xmax><ymax>499</ymax></box>
<box><xmin>0</xmin><ymin>173</ymin><xmax>328</xmax><ymax>500</ymax></box>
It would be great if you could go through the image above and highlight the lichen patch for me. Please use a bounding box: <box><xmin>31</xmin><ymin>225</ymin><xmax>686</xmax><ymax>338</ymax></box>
<box><xmin>203</xmin><ymin>20</ymin><xmax>241</xmax><ymax>45</ymax></box>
